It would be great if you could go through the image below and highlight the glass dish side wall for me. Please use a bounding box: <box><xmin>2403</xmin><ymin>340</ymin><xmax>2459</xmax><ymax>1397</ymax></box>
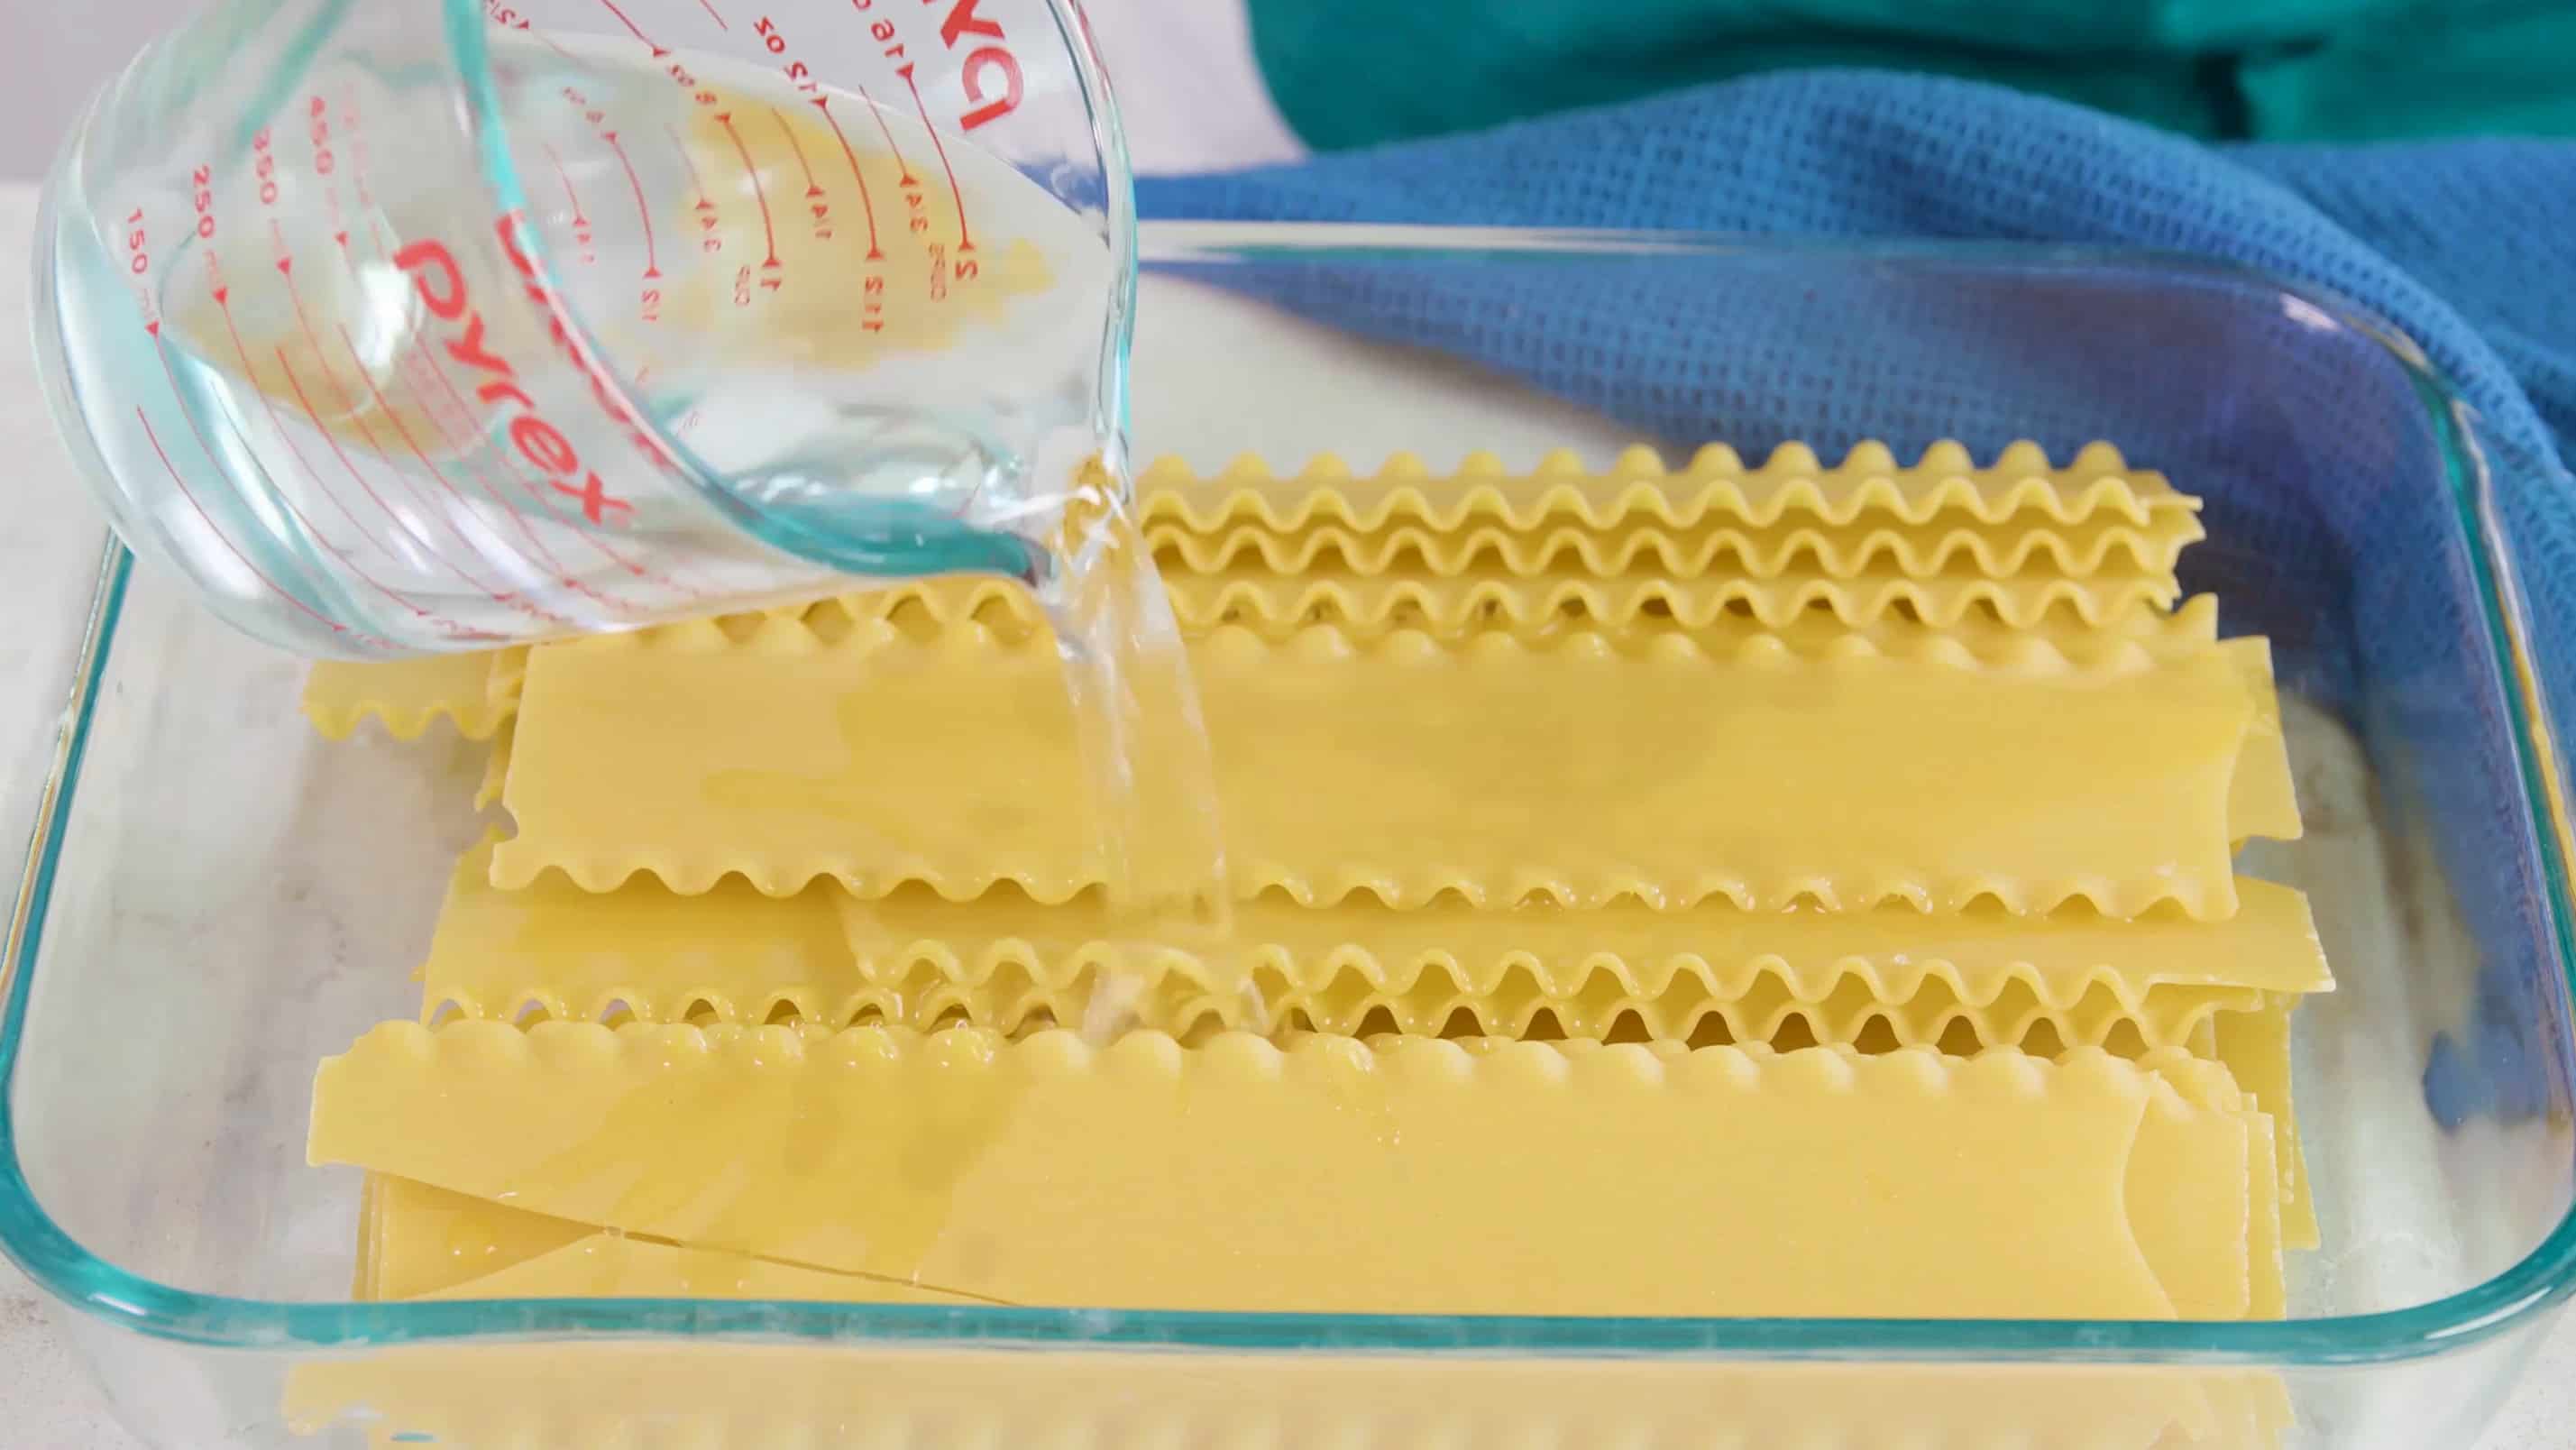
<box><xmin>52</xmin><ymin>1323</ymin><xmax>2573</xmax><ymax>1449</ymax></box>
<box><xmin>2</xmin><ymin>233</ymin><xmax>2572</xmax><ymax>1450</ymax></box>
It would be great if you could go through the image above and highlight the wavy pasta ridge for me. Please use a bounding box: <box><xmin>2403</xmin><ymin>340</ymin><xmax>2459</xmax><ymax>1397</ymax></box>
<box><xmin>1134</xmin><ymin>439</ymin><xmax>2194</xmax><ymax>531</ymax></box>
<box><xmin>431</xmin><ymin>968</ymin><xmax>2269</xmax><ymax>1052</ymax></box>
<box><xmin>1149</xmin><ymin>519</ymin><xmax>2198</xmax><ymax>579</ymax></box>
<box><xmin>490</xmin><ymin>849</ymin><xmax>2243</xmax><ymax>919</ymax></box>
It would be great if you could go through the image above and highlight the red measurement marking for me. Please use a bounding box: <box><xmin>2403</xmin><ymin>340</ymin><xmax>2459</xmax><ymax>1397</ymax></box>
<box><xmin>541</xmin><ymin>142</ymin><xmax>589</xmax><ymax>226</ymax></box>
<box><xmin>860</xmin><ymin>271</ymin><xmax>885</xmax><ymax>333</ymax></box>
<box><xmin>813</xmin><ymin>98</ymin><xmax>884</xmax><ymax>260</ymax></box>
<box><xmin>673</xmin><ymin>129</ymin><xmax>720</xmax><ymax>257</ymax></box>
<box><xmin>206</xmin><ymin>289</ymin><xmax>466</xmax><ymax>629</ymax></box>
<box><xmin>666</xmin><ymin>125</ymin><xmax>713</xmax><ymax>206</ymax></box>
<box><xmin>600</xmin><ymin>130</ymin><xmax>661</xmax><ymax>279</ymax></box>
<box><xmin>897</xmin><ymin>68</ymin><xmax>974</xmax><ymax>252</ymax></box>
<box><xmin>133</xmin><ymin>403</ymin><xmax>362</xmax><ymax>644</ymax></box>
<box><xmin>189</xmin><ymin>163</ymin><xmax>215</xmax><ymax>242</ymax></box>
<box><xmin>846</xmin><ymin>82</ymin><xmax>915</xmax><ymax>184</ymax></box>
<box><xmin>595</xmin><ymin>0</ymin><xmax>668</xmax><ymax>55</ymax></box>
<box><xmin>539</xmin><ymin>142</ymin><xmax>595</xmax><ymax>265</ymax></box>
<box><xmin>490</xmin><ymin>1</ymin><xmax>579</xmax><ymax>59</ymax></box>
<box><xmin>271</xmin><ymin>343</ymin><xmax>526</xmax><ymax>612</ymax></box>
<box><xmin>695</xmin><ymin>0</ymin><xmax>729</xmax><ymax>28</ymax></box>
<box><xmin>343</xmin><ymin>87</ymin><xmax>376</xmax><ymax>215</ymax></box>
<box><xmin>712</xmin><ymin>113</ymin><xmax>781</xmax><ymax>270</ymax></box>
<box><xmin>124</xmin><ymin>207</ymin><xmax>151</xmax><ymax>294</ymax></box>
<box><xmin>271</xmin><ymin>251</ymin><xmax>370</xmax><ymax>436</ymax></box>
<box><xmin>335</xmin><ymin>323</ymin><xmax>581</xmax><ymax>623</ymax></box>
<box><xmin>772</xmin><ymin>106</ymin><xmax>820</xmax><ymax>197</ymax></box>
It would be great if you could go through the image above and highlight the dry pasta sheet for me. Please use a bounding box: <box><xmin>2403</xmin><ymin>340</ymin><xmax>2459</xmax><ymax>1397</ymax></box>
<box><xmin>490</xmin><ymin>617</ymin><xmax>2295</xmax><ymax>914</ymax></box>
<box><xmin>315</xmin><ymin>1023</ymin><xmax>2277</xmax><ymax>1319</ymax></box>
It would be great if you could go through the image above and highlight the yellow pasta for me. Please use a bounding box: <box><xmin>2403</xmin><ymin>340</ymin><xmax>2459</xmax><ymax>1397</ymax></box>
<box><xmin>358</xmin><ymin>1175</ymin><xmax>982</xmax><ymax>1309</ymax></box>
<box><xmin>1173</xmin><ymin>569</ymin><xmax>2186</xmax><ymax>636</ymax></box>
<box><xmin>417</xmin><ymin>1230</ymin><xmax>964</xmax><ymax>1304</ymax></box>
<box><xmin>1146</xmin><ymin>512</ymin><xmax>2199</xmax><ymax>579</ymax></box>
<box><xmin>424</xmin><ymin>835</ymin><xmax>848</xmax><ymax>1024</ymax></box>
<box><xmin>492</xmin><ymin>614</ymin><xmax>2287</xmax><ymax>915</ymax></box>
<box><xmin>1142</xmin><ymin>444</ymin><xmax>2204</xmax><ymax>632</ymax></box>
<box><xmin>312</xmin><ymin>1023</ymin><xmax>2269</xmax><ymax>1320</ymax></box>
<box><xmin>2226</xmin><ymin>638</ymin><xmax>2303</xmax><ymax>843</ymax></box>
<box><xmin>833</xmin><ymin>574</ymin><xmax>2228</xmax><ymax>650</ymax></box>
<box><xmin>1133</xmin><ymin>441</ymin><xmax>2198</xmax><ymax>532</ymax></box>
<box><xmin>423</xmin><ymin>834</ymin><xmax>2329</xmax><ymax>1050</ymax></box>
<box><xmin>357</xmin><ymin>1175</ymin><xmax>590</xmax><ymax>1301</ymax></box>
<box><xmin>2217</xmin><ymin>996</ymin><xmax>2316</xmax><ymax>1250</ymax></box>
<box><xmin>2248</xmin><ymin>1109</ymin><xmax>2287</xmax><ymax>1318</ymax></box>
<box><xmin>302</xmin><ymin>651</ymin><xmax>516</xmax><ymax>742</ymax></box>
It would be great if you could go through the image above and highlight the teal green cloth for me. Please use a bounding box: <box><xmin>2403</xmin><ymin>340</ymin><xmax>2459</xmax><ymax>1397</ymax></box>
<box><xmin>1247</xmin><ymin>0</ymin><xmax>2576</xmax><ymax>147</ymax></box>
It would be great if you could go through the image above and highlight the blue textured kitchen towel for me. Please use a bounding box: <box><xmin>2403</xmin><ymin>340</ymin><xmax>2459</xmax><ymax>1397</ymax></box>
<box><xmin>1137</xmin><ymin>71</ymin><xmax>2576</xmax><ymax>1126</ymax></box>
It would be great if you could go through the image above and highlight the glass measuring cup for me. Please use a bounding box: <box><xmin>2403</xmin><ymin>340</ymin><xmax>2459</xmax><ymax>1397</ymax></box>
<box><xmin>32</xmin><ymin>0</ymin><xmax>1132</xmax><ymax>656</ymax></box>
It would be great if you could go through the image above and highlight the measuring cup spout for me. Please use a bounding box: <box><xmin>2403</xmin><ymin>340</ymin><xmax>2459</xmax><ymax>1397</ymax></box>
<box><xmin>32</xmin><ymin>0</ymin><xmax>1134</xmax><ymax>656</ymax></box>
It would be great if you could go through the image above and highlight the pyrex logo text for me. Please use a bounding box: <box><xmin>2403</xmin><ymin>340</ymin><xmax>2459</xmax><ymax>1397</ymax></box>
<box><xmin>394</xmin><ymin>225</ymin><xmax>646</xmax><ymax>528</ymax></box>
<box><xmin>931</xmin><ymin>0</ymin><xmax>1024</xmax><ymax>133</ymax></box>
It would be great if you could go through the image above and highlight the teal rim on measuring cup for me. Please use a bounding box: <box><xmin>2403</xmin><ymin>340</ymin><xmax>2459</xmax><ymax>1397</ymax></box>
<box><xmin>31</xmin><ymin>0</ymin><xmax>1136</xmax><ymax>657</ymax></box>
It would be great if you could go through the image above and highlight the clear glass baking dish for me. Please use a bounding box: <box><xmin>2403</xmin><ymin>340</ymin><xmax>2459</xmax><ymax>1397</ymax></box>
<box><xmin>5</xmin><ymin>225</ymin><xmax>2575</xmax><ymax>1449</ymax></box>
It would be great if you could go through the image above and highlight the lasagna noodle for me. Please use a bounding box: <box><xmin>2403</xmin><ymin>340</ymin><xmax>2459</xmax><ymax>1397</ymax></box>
<box><xmin>1168</xmin><ymin>568</ymin><xmax>2185</xmax><ymax>636</ymax></box>
<box><xmin>2121</xmin><ymin>1052</ymin><xmax>2286</xmax><ymax>1321</ymax></box>
<box><xmin>1144</xmin><ymin>509</ymin><xmax>2203</xmax><ymax>579</ymax></box>
<box><xmin>491</xmin><ymin>618</ymin><xmax>2282</xmax><ymax>914</ymax></box>
<box><xmin>1148</xmin><ymin>442</ymin><xmax>2205</xmax><ymax>628</ymax></box>
<box><xmin>816</xmin><ymin>576</ymin><xmax>2227</xmax><ymax>651</ymax></box>
<box><xmin>357</xmin><ymin>1176</ymin><xmax>953</xmax><ymax>1308</ymax></box>
<box><xmin>423</xmin><ymin>834</ymin><xmax>2328</xmax><ymax>1050</ymax></box>
<box><xmin>311</xmin><ymin>1023</ymin><xmax>2258</xmax><ymax>1320</ymax></box>
<box><xmin>302</xmin><ymin>651</ymin><xmax>515</xmax><ymax>742</ymax></box>
<box><xmin>2247</xmin><ymin>1109</ymin><xmax>2287</xmax><ymax>1319</ymax></box>
<box><xmin>422</xmin><ymin>837</ymin><xmax>850</xmax><ymax>1024</ymax></box>
<box><xmin>1131</xmin><ymin>441</ymin><xmax>2200</xmax><ymax>533</ymax></box>
<box><xmin>2225</xmin><ymin>637</ymin><xmax>2303</xmax><ymax>844</ymax></box>
<box><xmin>358</xmin><ymin>1168</ymin><xmax>952</xmax><ymax>1308</ymax></box>
<box><xmin>359</xmin><ymin>1175</ymin><xmax>591</xmax><ymax>1301</ymax></box>
<box><xmin>2217</xmin><ymin>996</ymin><xmax>2317</xmax><ymax>1250</ymax></box>
<box><xmin>404</xmin><ymin>1217</ymin><xmax>968</xmax><ymax>1304</ymax></box>
<box><xmin>359</xmin><ymin>1101</ymin><xmax>2286</xmax><ymax>1317</ymax></box>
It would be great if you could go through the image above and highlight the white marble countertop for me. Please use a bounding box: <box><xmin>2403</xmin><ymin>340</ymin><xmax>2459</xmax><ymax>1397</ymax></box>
<box><xmin>3</xmin><ymin>19</ymin><xmax>2574</xmax><ymax>1437</ymax></box>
